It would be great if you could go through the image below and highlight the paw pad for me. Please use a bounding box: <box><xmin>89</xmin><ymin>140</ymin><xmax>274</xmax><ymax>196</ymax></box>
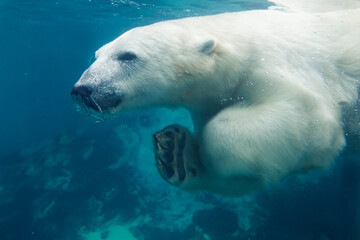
<box><xmin>153</xmin><ymin>125</ymin><xmax>190</xmax><ymax>185</ymax></box>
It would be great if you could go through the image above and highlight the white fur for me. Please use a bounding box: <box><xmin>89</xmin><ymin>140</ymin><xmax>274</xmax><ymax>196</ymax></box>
<box><xmin>75</xmin><ymin>0</ymin><xmax>360</xmax><ymax>195</ymax></box>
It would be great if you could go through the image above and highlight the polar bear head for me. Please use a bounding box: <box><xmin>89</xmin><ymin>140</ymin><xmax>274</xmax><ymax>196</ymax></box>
<box><xmin>71</xmin><ymin>21</ymin><xmax>220</xmax><ymax>121</ymax></box>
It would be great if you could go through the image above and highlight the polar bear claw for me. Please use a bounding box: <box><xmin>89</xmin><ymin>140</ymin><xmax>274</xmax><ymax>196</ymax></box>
<box><xmin>153</xmin><ymin>125</ymin><xmax>198</xmax><ymax>187</ymax></box>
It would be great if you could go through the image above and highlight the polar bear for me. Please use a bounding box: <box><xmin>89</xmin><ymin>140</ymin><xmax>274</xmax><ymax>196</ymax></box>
<box><xmin>71</xmin><ymin>0</ymin><xmax>360</xmax><ymax>196</ymax></box>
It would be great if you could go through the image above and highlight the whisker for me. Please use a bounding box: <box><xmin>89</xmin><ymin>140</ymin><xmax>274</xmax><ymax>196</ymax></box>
<box><xmin>90</xmin><ymin>95</ymin><xmax>103</xmax><ymax>113</ymax></box>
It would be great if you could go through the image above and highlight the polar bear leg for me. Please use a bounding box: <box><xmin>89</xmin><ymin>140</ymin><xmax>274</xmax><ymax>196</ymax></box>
<box><xmin>153</xmin><ymin>123</ymin><xmax>265</xmax><ymax>195</ymax></box>
<box><xmin>153</xmin><ymin>124</ymin><xmax>204</xmax><ymax>190</ymax></box>
<box><xmin>154</xmin><ymin>100</ymin><xmax>344</xmax><ymax>195</ymax></box>
<box><xmin>200</xmin><ymin>100</ymin><xmax>344</xmax><ymax>183</ymax></box>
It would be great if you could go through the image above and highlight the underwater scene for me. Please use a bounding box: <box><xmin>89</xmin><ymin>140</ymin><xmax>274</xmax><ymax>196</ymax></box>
<box><xmin>1</xmin><ymin>0</ymin><xmax>360</xmax><ymax>239</ymax></box>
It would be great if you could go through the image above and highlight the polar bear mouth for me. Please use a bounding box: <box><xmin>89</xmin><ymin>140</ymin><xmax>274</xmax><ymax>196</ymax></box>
<box><xmin>70</xmin><ymin>85</ymin><xmax>121</xmax><ymax>122</ymax></box>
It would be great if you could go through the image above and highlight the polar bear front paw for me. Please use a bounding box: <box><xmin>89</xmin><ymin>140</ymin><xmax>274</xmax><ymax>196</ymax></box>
<box><xmin>153</xmin><ymin>124</ymin><xmax>199</xmax><ymax>187</ymax></box>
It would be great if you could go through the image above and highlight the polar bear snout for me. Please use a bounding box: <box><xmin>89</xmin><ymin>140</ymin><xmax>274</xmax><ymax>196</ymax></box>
<box><xmin>71</xmin><ymin>84</ymin><xmax>101</xmax><ymax>112</ymax></box>
<box><xmin>71</xmin><ymin>83</ymin><xmax>123</xmax><ymax>119</ymax></box>
<box><xmin>71</xmin><ymin>85</ymin><xmax>93</xmax><ymax>98</ymax></box>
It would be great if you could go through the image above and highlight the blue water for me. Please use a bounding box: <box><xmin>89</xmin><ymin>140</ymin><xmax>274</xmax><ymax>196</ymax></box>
<box><xmin>0</xmin><ymin>1</ymin><xmax>359</xmax><ymax>240</ymax></box>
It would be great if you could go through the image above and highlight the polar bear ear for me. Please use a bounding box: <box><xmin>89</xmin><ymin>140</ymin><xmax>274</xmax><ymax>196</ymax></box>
<box><xmin>198</xmin><ymin>39</ymin><xmax>216</xmax><ymax>55</ymax></box>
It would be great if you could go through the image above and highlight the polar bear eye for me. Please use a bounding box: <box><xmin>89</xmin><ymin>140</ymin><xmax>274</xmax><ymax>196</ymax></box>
<box><xmin>117</xmin><ymin>52</ymin><xmax>138</xmax><ymax>62</ymax></box>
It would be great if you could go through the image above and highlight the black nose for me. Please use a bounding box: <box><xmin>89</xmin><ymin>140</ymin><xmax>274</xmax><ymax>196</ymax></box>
<box><xmin>71</xmin><ymin>85</ymin><xmax>93</xmax><ymax>97</ymax></box>
<box><xmin>71</xmin><ymin>85</ymin><xmax>102</xmax><ymax>112</ymax></box>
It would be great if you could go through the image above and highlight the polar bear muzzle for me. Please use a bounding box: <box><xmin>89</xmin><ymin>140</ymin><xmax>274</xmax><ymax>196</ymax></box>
<box><xmin>71</xmin><ymin>84</ymin><xmax>122</xmax><ymax>121</ymax></box>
